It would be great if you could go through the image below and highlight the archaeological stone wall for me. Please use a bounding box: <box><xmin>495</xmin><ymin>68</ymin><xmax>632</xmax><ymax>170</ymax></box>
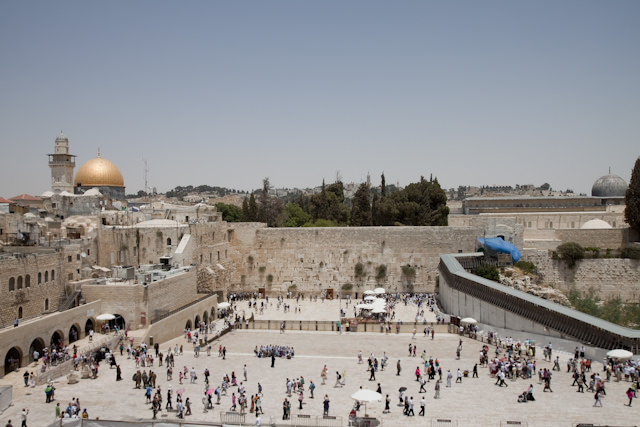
<box><xmin>523</xmin><ymin>249</ymin><xmax>640</xmax><ymax>303</ymax></box>
<box><xmin>225</xmin><ymin>225</ymin><xmax>483</xmax><ymax>295</ymax></box>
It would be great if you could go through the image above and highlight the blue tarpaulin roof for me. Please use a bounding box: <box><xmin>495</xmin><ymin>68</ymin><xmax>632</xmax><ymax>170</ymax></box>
<box><xmin>477</xmin><ymin>237</ymin><xmax>521</xmax><ymax>263</ymax></box>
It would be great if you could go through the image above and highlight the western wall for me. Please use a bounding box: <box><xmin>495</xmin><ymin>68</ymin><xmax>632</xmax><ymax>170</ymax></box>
<box><xmin>224</xmin><ymin>224</ymin><xmax>485</xmax><ymax>295</ymax></box>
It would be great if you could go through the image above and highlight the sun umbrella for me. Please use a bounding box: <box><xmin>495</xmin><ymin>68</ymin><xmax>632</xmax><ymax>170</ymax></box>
<box><xmin>206</xmin><ymin>388</ymin><xmax>215</xmax><ymax>395</ymax></box>
<box><xmin>351</xmin><ymin>388</ymin><xmax>382</xmax><ymax>416</ymax></box>
<box><xmin>176</xmin><ymin>388</ymin><xmax>186</xmax><ymax>395</ymax></box>
<box><xmin>96</xmin><ymin>313</ymin><xmax>115</xmax><ymax>321</ymax></box>
<box><xmin>217</xmin><ymin>302</ymin><xmax>231</xmax><ymax>309</ymax></box>
<box><xmin>356</xmin><ymin>303</ymin><xmax>374</xmax><ymax>310</ymax></box>
<box><xmin>460</xmin><ymin>317</ymin><xmax>477</xmax><ymax>325</ymax></box>
<box><xmin>398</xmin><ymin>387</ymin><xmax>407</xmax><ymax>392</ymax></box>
<box><xmin>374</xmin><ymin>287</ymin><xmax>385</xmax><ymax>294</ymax></box>
<box><xmin>371</xmin><ymin>307</ymin><xmax>386</xmax><ymax>314</ymax></box>
<box><xmin>363</xmin><ymin>290</ymin><xmax>376</xmax><ymax>295</ymax></box>
<box><xmin>606</xmin><ymin>349</ymin><xmax>634</xmax><ymax>360</ymax></box>
<box><xmin>364</xmin><ymin>295</ymin><xmax>376</xmax><ymax>301</ymax></box>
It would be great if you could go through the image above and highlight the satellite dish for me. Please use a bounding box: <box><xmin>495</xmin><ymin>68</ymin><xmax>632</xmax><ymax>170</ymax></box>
<box><xmin>81</xmin><ymin>252</ymin><xmax>87</xmax><ymax>258</ymax></box>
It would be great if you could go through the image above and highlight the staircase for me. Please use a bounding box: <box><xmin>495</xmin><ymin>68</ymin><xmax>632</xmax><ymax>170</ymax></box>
<box><xmin>57</xmin><ymin>289</ymin><xmax>82</xmax><ymax>311</ymax></box>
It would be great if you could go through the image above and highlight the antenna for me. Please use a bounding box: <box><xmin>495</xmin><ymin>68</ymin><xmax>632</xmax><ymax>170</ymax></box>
<box><xmin>144</xmin><ymin>158</ymin><xmax>149</xmax><ymax>194</ymax></box>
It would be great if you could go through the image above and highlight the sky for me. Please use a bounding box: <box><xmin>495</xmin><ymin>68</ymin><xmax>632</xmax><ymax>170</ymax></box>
<box><xmin>1</xmin><ymin>1</ymin><xmax>639</xmax><ymax>198</ymax></box>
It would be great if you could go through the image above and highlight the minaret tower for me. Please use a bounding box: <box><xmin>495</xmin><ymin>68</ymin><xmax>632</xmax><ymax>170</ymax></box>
<box><xmin>48</xmin><ymin>131</ymin><xmax>76</xmax><ymax>193</ymax></box>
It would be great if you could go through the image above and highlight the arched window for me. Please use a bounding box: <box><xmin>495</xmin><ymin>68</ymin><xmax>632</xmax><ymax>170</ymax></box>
<box><xmin>9</xmin><ymin>277</ymin><xmax>15</xmax><ymax>291</ymax></box>
<box><xmin>17</xmin><ymin>276</ymin><xmax>23</xmax><ymax>289</ymax></box>
<box><xmin>25</xmin><ymin>275</ymin><xmax>30</xmax><ymax>288</ymax></box>
<box><xmin>44</xmin><ymin>298</ymin><xmax>49</xmax><ymax>311</ymax></box>
<box><xmin>167</xmin><ymin>237</ymin><xmax>172</xmax><ymax>246</ymax></box>
<box><xmin>51</xmin><ymin>270</ymin><xmax>55</xmax><ymax>281</ymax></box>
<box><xmin>38</xmin><ymin>272</ymin><xmax>42</xmax><ymax>284</ymax></box>
<box><xmin>44</xmin><ymin>271</ymin><xmax>48</xmax><ymax>282</ymax></box>
<box><xmin>18</xmin><ymin>306</ymin><xmax>23</xmax><ymax>319</ymax></box>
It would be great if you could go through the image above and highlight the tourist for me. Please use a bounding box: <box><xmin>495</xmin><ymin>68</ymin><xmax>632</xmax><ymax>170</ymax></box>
<box><xmin>323</xmin><ymin>394</ymin><xmax>330</xmax><ymax>415</ymax></box>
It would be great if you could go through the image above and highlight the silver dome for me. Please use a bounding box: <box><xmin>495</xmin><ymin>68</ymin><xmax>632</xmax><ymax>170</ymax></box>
<box><xmin>591</xmin><ymin>174</ymin><xmax>627</xmax><ymax>197</ymax></box>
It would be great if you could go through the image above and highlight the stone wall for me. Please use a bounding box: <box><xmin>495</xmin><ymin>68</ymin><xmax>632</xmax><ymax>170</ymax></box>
<box><xmin>225</xmin><ymin>225</ymin><xmax>483</xmax><ymax>295</ymax></box>
<box><xmin>81</xmin><ymin>269</ymin><xmax>199</xmax><ymax>329</ymax></box>
<box><xmin>0</xmin><ymin>245</ymin><xmax>82</xmax><ymax>324</ymax></box>
<box><xmin>524</xmin><ymin>249</ymin><xmax>640</xmax><ymax>303</ymax></box>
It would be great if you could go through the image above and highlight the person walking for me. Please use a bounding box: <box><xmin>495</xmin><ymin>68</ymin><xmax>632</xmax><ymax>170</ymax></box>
<box><xmin>594</xmin><ymin>389</ymin><xmax>603</xmax><ymax>407</ymax></box>
<box><xmin>397</xmin><ymin>360</ymin><xmax>402</xmax><ymax>376</ymax></box>
<box><xmin>323</xmin><ymin>394</ymin><xmax>330</xmax><ymax>416</ymax></box>
<box><xmin>20</xmin><ymin>408</ymin><xmax>28</xmax><ymax>427</ymax></box>
<box><xmin>369</xmin><ymin>365</ymin><xmax>376</xmax><ymax>381</ymax></box>
<box><xmin>419</xmin><ymin>396</ymin><xmax>425</xmax><ymax>416</ymax></box>
<box><xmin>626</xmin><ymin>388</ymin><xmax>634</xmax><ymax>406</ymax></box>
<box><xmin>434</xmin><ymin>379</ymin><xmax>441</xmax><ymax>399</ymax></box>
<box><xmin>298</xmin><ymin>390</ymin><xmax>304</xmax><ymax>409</ymax></box>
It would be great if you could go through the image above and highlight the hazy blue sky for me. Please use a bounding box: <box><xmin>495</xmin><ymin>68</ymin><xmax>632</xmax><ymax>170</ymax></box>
<box><xmin>1</xmin><ymin>1</ymin><xmax>638</xmax><ymax>197</ymax></box>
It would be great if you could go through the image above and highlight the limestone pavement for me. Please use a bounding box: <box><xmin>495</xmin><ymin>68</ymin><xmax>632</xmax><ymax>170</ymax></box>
<box><xmin>0</xmin><ymin>298</ymin><xmax>637</xmax><ymax>426</ymax></box>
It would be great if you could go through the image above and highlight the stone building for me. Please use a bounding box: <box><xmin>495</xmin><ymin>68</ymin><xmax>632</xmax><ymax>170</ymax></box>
<box><xmin>47</xmin><ymin>132</ymin><xmax>76</xmax><ymax>194</ymax></box>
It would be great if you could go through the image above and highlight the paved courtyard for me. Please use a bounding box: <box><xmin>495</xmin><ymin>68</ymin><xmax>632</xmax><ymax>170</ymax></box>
<box><xmin>1</xmin><ymin>298</ymin><xmax>637</xmax><ymax>426</ymax></box>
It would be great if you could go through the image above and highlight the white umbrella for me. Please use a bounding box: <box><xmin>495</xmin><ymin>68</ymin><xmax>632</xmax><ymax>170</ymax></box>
<box><xmin>96</xmin><ymin>313</ymin><xmax>115</xmax><ymax>321</ymax></box>
<box><xmin>356</xmin><ymin>303</ymin><xmax>374</xmax><ymax>310</ymax></box>
<box><xmin>364</xmin><ymin>295</ymin><xmax>376</xmax><ymax>301</ymax></box>
<box><xmin>607</xmin><ymin>349</ymin><xmax>633</xmax><ymax>360</ymax></box>
<box><xmin>217</xmin><ymin>302</ymin><xmax>231</xmax><ymax>309</ymax></box>
<box><xmin>363</xmin><ymin>290</ymin><xmax>376</xmax><ymax>295</ymax></box>
<box><xmin>351</xmin><ymin>388</ymin><xmax>382</xmax><ymax>416</ymax></box>
<box><xmin>371</xmin><ymin>307</ymin><xmax>386</xmax><ymax>314</ymax></box>
<box><xmin>460</xmin><ymin>317</ymin><xmax>477</xmax><ymax>325</ymax></box>
<box><xmin>374</xmin><ymin>287</ymin><xmax>386</xmax><ymax>294</ymax></box>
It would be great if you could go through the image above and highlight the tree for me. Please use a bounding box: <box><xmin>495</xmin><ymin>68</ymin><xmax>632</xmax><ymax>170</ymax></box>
<box><xmin>475</xmin><ymin>262</ymin><xmax>499</xmax><ymax>281</ymax></box>
<box><xmin>350</xmin><ymin>182</ymin><xmax>372</xmax><ymax>226</ymax></box>
<box><xmin>625</xmin><ymin>157</ymin><xmax>640</xmax><ymax>232</ymax></box>
<box><xmin>283</xmin><ymin>203</ymin><xmax>311</xmax><ymax>227</ymax></box>
<box><xmin>216</xmin><ymin>203</ymin><xmax>242</xmax><ymax>222</ymax></box>
<box><xmin>243</xmin><ymin>193</ymin><xmax>258</xmax><ymax>222</ymax></box>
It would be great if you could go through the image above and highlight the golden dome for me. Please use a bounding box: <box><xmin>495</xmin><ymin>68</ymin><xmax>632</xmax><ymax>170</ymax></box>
<box><xmin>74</xmin><ymin>154</ymin><xmax>124</xmax><ymax>187</ymax></box>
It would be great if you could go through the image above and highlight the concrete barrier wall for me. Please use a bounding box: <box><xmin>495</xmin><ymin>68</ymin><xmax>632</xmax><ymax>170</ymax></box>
<box><xmin>146</xmin><ymin>295</ymin><xmax>219</xmax><ymax>345</ymax></box>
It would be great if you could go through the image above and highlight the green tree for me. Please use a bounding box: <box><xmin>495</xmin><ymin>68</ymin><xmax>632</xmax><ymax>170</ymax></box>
<box><xmin>244</xmin><ymin>193</ymin><xmax>258</xmax><ymax>221</ymax></box>
<box><xmin>216</xmin><ymin>203</ymin><xmax>243</xmax><ymax>222</ymax></box>
<box><xmin>376</xmin><ymin>264</ymin><xmax>387</xmax><ymax>282</ymax></box>
<box><xmin>350</xmin><ymin>182</ymin><xmax>372</xmax><ymax>226</ymax></box>
<box><xmin>625</xmin><ymin>157</ymin><xmax>640</xmax><ymax>232</ymax></box>
<box><xmin>283</xmin><ymin>203</ymin><xmax>311</xmax><ymax>227</ymax></box>
<box><xmin>475</xmin><ymin>262</ymin><xmax>499</xmax><ymax>281</ymax></box>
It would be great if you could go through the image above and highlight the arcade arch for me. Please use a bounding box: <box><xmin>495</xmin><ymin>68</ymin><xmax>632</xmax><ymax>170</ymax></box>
<box><xmin>69</xmin><ymin>324</ymin><xmax>81</xmax><ymax>343</ymax></box>
<box><xmin>51</xmin><ymin>330</ymin><xmax>64</xmax><ymax>347</ymax></box>
<box><xmin>29</xmin><ymin>338</ymin><xmax>45</xmax><ymax>362</ymax></box>
<box><xmin>4</xmin><ymin>347</ymin><xmax>22</xmax><ymax>375</ymax></box>
<box><xmin>85</xmin><ymin>319</ymin><xmax>95</xmax><ymax>335</ymax></box>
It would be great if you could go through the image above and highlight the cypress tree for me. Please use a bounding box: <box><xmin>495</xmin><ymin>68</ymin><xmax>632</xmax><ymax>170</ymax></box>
<box><xmin>625</xmin><ymin>157</ymin><xmax>640</xmax><ymax>232</ymax></box>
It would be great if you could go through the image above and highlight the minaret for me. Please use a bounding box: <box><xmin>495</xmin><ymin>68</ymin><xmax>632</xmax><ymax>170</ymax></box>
<box><xmin>48</xmin><ymin>131</ymin><xmax>76</xmax><ymax>193</ymax></box>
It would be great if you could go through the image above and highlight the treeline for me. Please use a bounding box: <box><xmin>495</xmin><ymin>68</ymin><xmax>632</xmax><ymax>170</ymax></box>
<box><xmin>166</xmin><ymin>185</ymin><xmax>244</xmax><ymax>199</ymax></box>
<box><xmin>218</xmin><ymin>174</ymin><xmax>449</xmax><ymax>227</ymax></box>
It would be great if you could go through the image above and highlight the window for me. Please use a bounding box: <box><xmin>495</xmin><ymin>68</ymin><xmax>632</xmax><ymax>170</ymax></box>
<box><xmin>217</xmin><ymin>251</ymin><xmax>220</xmax><ymax>261</ymax></box>
<box><xmin>77</xmin><ymin>254</ymin><xmax>80</xmax><ymax>261</ymax></box>
<box><xmin>45</xmin><ymin>298</ymin><xmax>49</xmax><ymax>311</ymax></box>
<box><xmin>18</xmin><ymin>306</ymin><xmax>23</xmax><ymax>319</ymax></box>
<box><xmin>51</xmin><ymin>269</ymin><xmax>55</xmax><ymax>281</ymax></box>
<box><xmin>68</xmin><ymin>255</ymin><xmax>72</xmax><ymax>262</ymax></box>
<box><xmin>167</xmin><ymin>237</ymin><xmax>172</xmax><ymax>246</ymax></box>
<box><xmin>17</xmin><ymin>276</ymin><xmax>23</xmax><ymax>289</ymax></box>
<box><xmin>38</xmin><ymin>272</ymin><xmax>42</xmax><ymax>284</ymax></box>
<box><xmin>68</xmin><ymin>273</ymin><xmax>73</xmax><ymax>280</ymax></box>
<box><xmin>44</xmin><ymin>271</ymin><xmax>49</xmax><ymax>282</ymax></box>
<box><xmin>25</xmin><ymin>275</ymin><xmax>30</xmax><ymax>288</ymax></box>
<box><xmin>9</xmin><ymin>277</ymin><xmax>15</xmax><ymax>291</ymax></box>
<box><xmin>87</xmin><ymin>249</ymin><xmax>90</xmax><ymax>256</ymax></box>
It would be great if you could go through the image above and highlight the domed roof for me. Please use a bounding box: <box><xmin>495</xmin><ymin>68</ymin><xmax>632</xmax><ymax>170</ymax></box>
<box><xmin>55</xmin><ymin>131</ymin><xmax>68</xmax><ymax>142</ymax></box>
<box><xmin>74</xmin><ymin>153</ymin><xmax>124</xmax><ymax>187</ymax></box>
<box><xmin>581</xmin><ymin>219</ymin><xmax>612</xmax><ymax>229</ymax></box>
<box><xmin>591</xmin><ymin>173</ymin><xmax>627</xmax><ymax>197</ymax></box>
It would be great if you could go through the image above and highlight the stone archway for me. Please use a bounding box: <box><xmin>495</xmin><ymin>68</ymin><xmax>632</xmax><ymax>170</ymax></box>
<box><xmin>113</xmin><ymin>314</ymin><xmax>126</xmax><ymax>331</ymax></box>
<box><xmin>51</xmin><ymin>330</ymin><xmax>64</xmax><ymax>348</ymax></box>
<box><xmin>29</xmin><ymin>338</ymin><xmax>45</xmax><ymax>362</ymax></box>
<box><xmin>203</xmin><ymin>311</ymin><xmax>209</xmax><ymax>325</ymax></box>
<box><xmin>185</xmin><ymin>320</ymin><xmax>192</xmax><ymax>331</ymax></box>
<box><xmin>69</xmin><ymin>324</ymin><xmax>80</xmax><ymax>343</ymax></box>
<box><xmin>85</xmin><ymin>319</ymin><xmax>95</xmax><ymax>335</ymax></box>
<box><xmin>4</xmin><ymin>346</ymin><xmax>22</xmax><ymax>375</ymax></box>
<box><xmin>194</xmin><ymin>315</ymin><xmax>201</xmax><ymax>329</ymax></box>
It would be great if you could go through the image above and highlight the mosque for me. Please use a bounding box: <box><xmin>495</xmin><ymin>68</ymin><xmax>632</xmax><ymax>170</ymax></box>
<box><xmin>47</xmin><ymin>132</ymin><xmax>126</xmax><ymax>200</ymax></box>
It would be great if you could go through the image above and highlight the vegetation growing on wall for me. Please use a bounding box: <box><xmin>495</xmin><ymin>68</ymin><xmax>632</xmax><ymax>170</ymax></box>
<box><xmin>556</xmin><ymin>242</ymin><xmax>585</xmax><ymax>268</ymax></box>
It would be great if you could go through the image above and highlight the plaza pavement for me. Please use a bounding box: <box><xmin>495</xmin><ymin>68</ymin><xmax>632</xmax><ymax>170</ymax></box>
<box><xmin>0</xmin><ymin>298</ymin><xmax>637</xmax><ymax>426</ymax></box>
